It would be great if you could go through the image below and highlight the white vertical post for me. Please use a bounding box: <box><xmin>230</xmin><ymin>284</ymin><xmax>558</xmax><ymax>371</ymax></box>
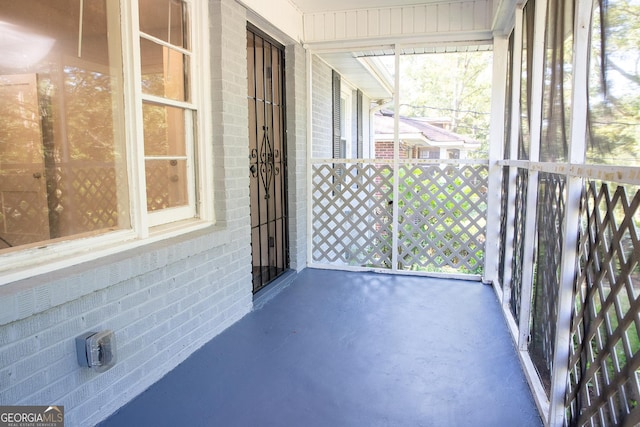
<box><xmin>306</xmin><ymin>48</ymin><xmax>314</xmax><ymax>266</ymax></box>
<box><xmin>548</xmin><ymin>0</ymin><xmax>591</xmax><ymax>423</ymax></box>
<box><xmin>517</xmin><ymin>0</ymin><xmax>548</xmax><ymax>351</ymax></box>
<box><xmin>391</xmin><ymin>46</ymin><xmax>400</xmax><ymax>272</ymax></box>
<box><xmin>502</xmin><ymin>6</ymin><xmax>525</xmax><ymax>308</ymax></box>
<box><xmin>484</xmin><ymin>34</ymin><xmax>509</xmax><ymax>287</ymax></box>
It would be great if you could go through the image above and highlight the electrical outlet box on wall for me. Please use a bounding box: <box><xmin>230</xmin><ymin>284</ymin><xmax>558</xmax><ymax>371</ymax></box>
<box><xmin>76</xmin><ymin>330</ymin><xmax>116</xmax><ymax>372</ymax></box>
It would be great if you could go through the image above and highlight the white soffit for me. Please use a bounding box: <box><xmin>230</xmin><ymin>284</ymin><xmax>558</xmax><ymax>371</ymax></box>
<box><xmin>293</xmin><ymin>0</ymin><xmax>496</xmax><ymax>102</ymax></box>
<box><xmin>300</xmin><ymin>0</ymin><xmax>494</xmax><ymax>46</ymax></box>
<box><xmin>291</xmin><ymin>0</ymin><xmax>516</xmax><ymax>37</ymax></box>
<box><xmin>291</xmin><ymin>0</ymin><xmax>443</xmax><ymax>13</ymax></box>
<box><xmin>319</xmin><ymin>52</ymin><xmax>393</xmax><ymax>99</ymax></box>
<box><xmin>316</xmin><ymin>42</ymin><xmax>492</xmax><ymax>100</ymax></box>
<box><xmin>352</xmin><ymin>43</ymin><xmax>493</xmax><ymax>57</ymax></box>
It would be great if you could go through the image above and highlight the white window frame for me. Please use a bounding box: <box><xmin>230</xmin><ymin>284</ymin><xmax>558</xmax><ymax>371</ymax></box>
<box><xmin>131</xmin><ymin>0</ymin><xmax>213</xmax><ymax>233</ymax></box>
<box><xmin>0</xmin><ymin>0</ymin><xmax>214</xmax><ymax>282</ymax></box>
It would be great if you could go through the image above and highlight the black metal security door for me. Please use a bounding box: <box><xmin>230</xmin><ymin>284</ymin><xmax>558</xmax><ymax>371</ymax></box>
<box><xmin>247</xmin><ymin>26</ymin><xmax>289</xmax><ymax>294</ymax></box>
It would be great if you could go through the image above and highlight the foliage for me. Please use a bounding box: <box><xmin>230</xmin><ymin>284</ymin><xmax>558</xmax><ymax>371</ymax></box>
<box><xmin>396</xmin><ymin>51</ymin><xmax>493</xmax><ymax>158</ymax></box>
<box><xmin>64</xmin><ymin>66</ymin><xmax>118</xmax><ymax>162</ymax></box>
<box><xmin>587</xmin><ymin>0</ymin><xmax>640</xmax><ymax>165</ymax></box>
<box><xmin>369</xmin><ymin>165</ymin><xmax>486</xmax><ymax>275</ymax></box>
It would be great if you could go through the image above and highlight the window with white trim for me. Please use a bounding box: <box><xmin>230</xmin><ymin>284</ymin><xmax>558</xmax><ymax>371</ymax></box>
<box><xmin>139</xmin><ymin>0</ymin><xmax>198</xmax><ymax>226</ymax></box>
<box><xmin>0</xmin><ymin>0</ymin><xmax>207</xmax><ymax>256</ymax></box>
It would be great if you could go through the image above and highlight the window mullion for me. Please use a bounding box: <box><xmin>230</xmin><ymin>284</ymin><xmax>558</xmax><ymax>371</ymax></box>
<box><xmin>102</xmin><ymin>0</ymin><xmax>131</xmax><ymax>232</ymax></box>
<box><xmin>125</xmin><ymin>0</ymin><xmax>151</xmax><ymax>237</ymax></box>
<box><xmin>185</xmin><ymin>109</ymin><xmax>197</xmax><ymax>219</ymax></box>
<box><xmin>141</xmin><ymin>94</ymin><xmax>195</xmax><ymax>110</ymax></box>
<box><xmin>139</xmin><ymin>32</ymin><xmax>192</xmax><ymax>56</ymax></box>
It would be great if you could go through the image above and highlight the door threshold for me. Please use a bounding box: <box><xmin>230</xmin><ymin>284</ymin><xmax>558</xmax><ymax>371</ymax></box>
<box><xmin>253</xmin><ymin>269</ymin><xmax>297</xmax><ymax>310</ymax></box>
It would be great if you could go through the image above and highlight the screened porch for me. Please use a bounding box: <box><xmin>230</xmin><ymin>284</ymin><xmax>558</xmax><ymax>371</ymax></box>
<box><xmin>101</xmin><ymin>269</ymin><xmax>543</xmax><ymax>426</ymax></box>
<box><xmin>308</xmin><ymin>150</ymin><xmax>640</xmax><ymax>427</ymax></box>
<box><xmin>300</xmin><ymin>0</ymin><xmax>640</xmax><ymax>423</ymax></box>
<box><xmin>105</xmin><ymin>0</ymin><xmax>640</xmax><ymax>423</ymax></box>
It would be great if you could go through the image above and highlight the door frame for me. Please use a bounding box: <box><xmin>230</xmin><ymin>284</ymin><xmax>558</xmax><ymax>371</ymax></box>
<box><xmin>247</xmin><ymin>23</ymin><xmax>290</xmax><ymax>294</ymax></box>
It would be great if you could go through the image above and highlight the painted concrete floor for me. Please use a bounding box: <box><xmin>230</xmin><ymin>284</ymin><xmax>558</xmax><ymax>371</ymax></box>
<box><xmin>100</xmin><ymin>268</ymin><xmax>543</xmax><ymax>427</ymax></box>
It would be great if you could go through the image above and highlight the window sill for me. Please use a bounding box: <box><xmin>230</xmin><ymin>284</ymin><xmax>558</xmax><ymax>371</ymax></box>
<box><xmin>0</xmin><ymin>219</ymin><xmax>230</xmax><ymax>326</ymax></box>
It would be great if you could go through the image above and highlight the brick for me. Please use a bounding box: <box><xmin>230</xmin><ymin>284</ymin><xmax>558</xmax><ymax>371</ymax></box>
<box><xmin>0</xmin><ymin>0</ymin><xmax>296</xmax><ymax>424</ymax></box>
<box><xmin>2</xmin><ymin>369</ymin><xmax>47</xmax><ymax>404</ymax></box>
<box><xmin>0</xmin><ymin>337</ymin><xmax>38</xmax><ymax>368</ymax></box>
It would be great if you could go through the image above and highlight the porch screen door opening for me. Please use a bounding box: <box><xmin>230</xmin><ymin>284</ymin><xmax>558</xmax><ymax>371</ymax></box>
<box><xmin>247</xmin><ymin>27</ymin><xmax>289</xmax><ymax>294</ymax></box>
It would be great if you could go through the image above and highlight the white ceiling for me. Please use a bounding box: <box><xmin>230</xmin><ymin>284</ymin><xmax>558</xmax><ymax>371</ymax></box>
<box><xmin>287</xmin><ymin>0</ymin><xmax>499</xmax><ymax>101</ymax></box>
<box><xmin>290</xmin><ymin>0</ymin><xmax>441</xmax><ymax>13</ymax></box>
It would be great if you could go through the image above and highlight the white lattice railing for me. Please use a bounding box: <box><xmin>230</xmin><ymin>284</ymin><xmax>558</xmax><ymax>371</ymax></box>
<box><xmin>311</xmin><ymin>159</ymin><xmax>488</xmax><ymax>277</ymax></box>
<box><xmin>494</xmin><ymin>159</ymin><xmax>640</xmax><ymax>425</ymax></box>
<box><xmin>566</xmin><ymin>181</ymin><xmax>640</xmax><ymax>426</ymax></box>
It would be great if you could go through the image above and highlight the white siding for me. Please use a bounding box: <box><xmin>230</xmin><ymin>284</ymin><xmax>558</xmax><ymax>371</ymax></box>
<box><xmin>286</xmin><ymin>43</ymin><xmax>308</xmax><ymax>271</ymax></box>
<box><xmin>303</xmin><ymin>1</ymin><xmax>493</xmax><ymax>44</ymax></box>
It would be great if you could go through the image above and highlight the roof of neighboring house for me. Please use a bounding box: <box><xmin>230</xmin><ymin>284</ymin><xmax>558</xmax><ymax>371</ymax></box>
<box><xmin>374</xmin><ymin>110</ymin><xmax>480</xmax><ymax>148</ymax></box>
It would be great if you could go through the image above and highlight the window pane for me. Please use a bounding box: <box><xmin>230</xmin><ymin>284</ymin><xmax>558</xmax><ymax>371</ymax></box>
<box><xmin>139</xmin><ymin>0</ymin><xmax>188</xmax><ymax>49</ymax></box>
<box><xmin>142</xmin><ymin>103</ymin><xmax>186</xmax><ymax>157</ymax></box>
<box><xmin>142</xmin><ymin>103</ymin><xmax>190</xmax><ymax>213</ymax></box>
<box><xmin>140</xmin><ymin>38</ymin><xmax>189</xmax><ymax>102</ymax></box>
<box><xmin>145</xmin><ymin>159</ymin><xmax>188</xmax><ymax>211</ymax></box>
<box><xmin>0</xmin><ymin>0</ymin><xmax>129</xmax><ymax>252</ymax></box>
<box><xmin>139</xmin><ymin>0</ymin><xmax>196</xmax><ymax>221</ymax></box>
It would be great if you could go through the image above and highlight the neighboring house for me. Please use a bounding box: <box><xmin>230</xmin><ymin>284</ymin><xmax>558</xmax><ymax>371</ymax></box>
<box><xmin>374</xmin><ymin>110</ymin><xmax>480</xmax><ymax>160</ymax></box>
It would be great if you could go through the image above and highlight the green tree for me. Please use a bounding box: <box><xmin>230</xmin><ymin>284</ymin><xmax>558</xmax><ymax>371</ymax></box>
<box><xmin>587</xmin><ymin>0</ymin><xmax>640</xmax><ymax>165</ymax></box>
<box><xmin>397</xmin><ymin>51</ymin><xmax>493</xmax><ymax>158</ymax></box>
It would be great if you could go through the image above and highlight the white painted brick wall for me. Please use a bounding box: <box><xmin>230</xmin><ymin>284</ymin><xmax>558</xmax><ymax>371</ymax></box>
<box><xmin>0</xmin><ymin>1</ymin><xmax>254</xmax><ymax>425</ymax></box>
<box><xmin>0</xmin><ymin>231</ymin><xmax>253</xmax><ymax>425</ymax></box>
<box><xmin>286</xmin><ymin>43</ymin><xmax>308</xmax><ymax>271</ymax></box>
<box><xmin>312</xmin><ymin>56</ymin><xmax>333</xmax><ymax>159</ymax></box>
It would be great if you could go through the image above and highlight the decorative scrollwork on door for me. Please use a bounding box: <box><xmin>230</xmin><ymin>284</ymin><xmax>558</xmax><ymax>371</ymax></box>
<box><xmin>247</xmin><ymin>27</ymin><xmax>288</xmax><ymax>294</ymax></box>
<box><xmin>251</xmin><ymin>125</ymin><xmax>280</xmax><ymax>200</ymax></box>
